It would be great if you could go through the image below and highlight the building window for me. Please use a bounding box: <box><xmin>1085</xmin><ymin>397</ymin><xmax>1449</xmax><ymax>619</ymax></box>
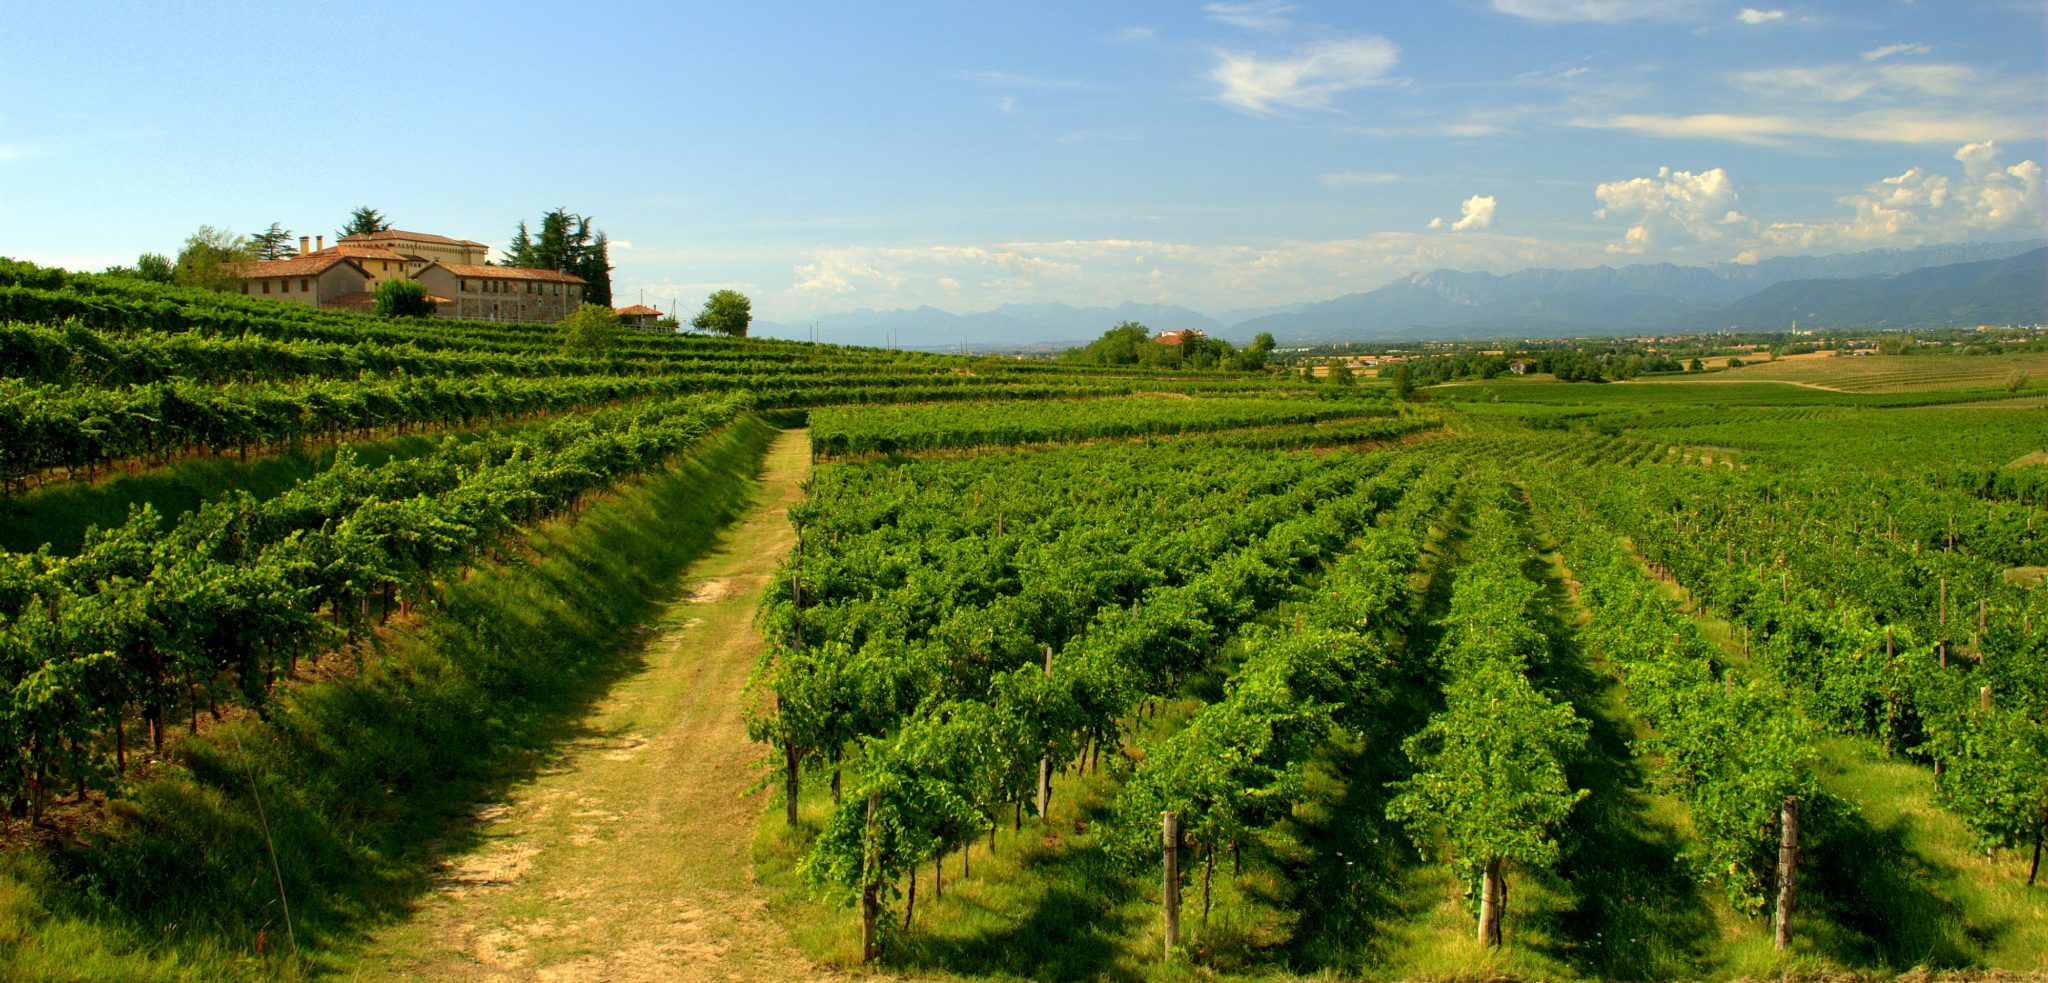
<box><xmin>461</xmin><ymin>280</ymin><xmax>469</xmax><ymax>291</ymax></box>
<box><xmin>262</xmin><ymin>281</ymin><xmax>270</xmax><ymax>293</ymax></box>
<box><xmin>241</xmin><ymin>283</ymin><xmax>249</xmax><ymax>294</ymax></box>
<box><xmin>300</xmin><ymin>278</ymin><xmax>309</xmax><ymax>292</ymax></box>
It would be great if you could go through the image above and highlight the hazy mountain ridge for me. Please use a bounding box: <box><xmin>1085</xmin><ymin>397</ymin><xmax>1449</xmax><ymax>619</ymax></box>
<box><xmin>758</xmin><ymin>240</ymin><xmax>2046</xmax><ymax>347</ymax></box>
<box><xmin>1679</xmin><ymin>248</ymin><xmax>2048</xmax><ymax>332</ymax></box>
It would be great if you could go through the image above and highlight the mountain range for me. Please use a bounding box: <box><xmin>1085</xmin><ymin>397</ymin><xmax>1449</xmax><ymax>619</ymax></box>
<box><xmin>756</xmin><ymin>240</ymin><xmax>2047</xmax><ymax>348</ymax></box>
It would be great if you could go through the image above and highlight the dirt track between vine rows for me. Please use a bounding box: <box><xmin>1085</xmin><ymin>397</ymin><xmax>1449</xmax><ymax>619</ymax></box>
<box><xmin>357</xmin><ymin>429</ymin><xmax>822</xmax><ymax>982</ymax></box>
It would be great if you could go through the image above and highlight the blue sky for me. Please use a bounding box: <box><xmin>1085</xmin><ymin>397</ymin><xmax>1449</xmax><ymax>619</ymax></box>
<box><xmin>2</xmin><ymin>0</ymin><xmax>2042</xmax><ymax>323</ymax></box>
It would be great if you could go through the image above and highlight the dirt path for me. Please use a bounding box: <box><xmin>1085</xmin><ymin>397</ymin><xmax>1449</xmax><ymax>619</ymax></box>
<box><xmin>357</xmin><ymin>429</ymin><xmax>822</xmax><ymax>983</ymax></box>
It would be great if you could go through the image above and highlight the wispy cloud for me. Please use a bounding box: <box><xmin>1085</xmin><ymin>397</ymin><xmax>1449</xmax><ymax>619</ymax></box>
<box><xmin>1736</xmin><ymin>8</ymin><xmax>1787</xmax><ymax>25</ymax></box>
<box><xmin>1491</xmin><ymin>0</ymin><xmax>1703</xmax><ymax>23</ymax></box>
<box><xmin>1572</xmin><ymin>109</ymin><xmax>2038</xmax><ymax>146</ymax></box>
<box><xmin>0</xmin><ymin>145</ymin><xmax>41</xmax><ymax>163</ymax></box>
<box><xmin>1320</xmin><ymin>171</ymin><xmax>1404</xmax><ymax>187</ymax></box>
<box><xmin>1211</xmin><ymin>36</ymin><xmax>1401</xmax><ymax>114</ymax></box>
<box><xmin>1104</xmin><ymin>26</ymin><xmax>1156</xmax><ymax>44</ymax></box>
<box><xmin>1204</xmin><ymin>1</ymin><xmax>1298</xmax><ymax>32</ymax></box>
<box><xmin>1863</xmin><ymin>42</ymin><xmax>1931</xmax><ymax>60</ymax></box>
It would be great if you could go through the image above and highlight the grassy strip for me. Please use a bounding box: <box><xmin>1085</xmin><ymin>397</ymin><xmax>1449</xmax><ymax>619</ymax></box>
<box><xmin>0</xmin><ymin>416</ymin><xmax>781</xmax><ymax>981</ymax></box>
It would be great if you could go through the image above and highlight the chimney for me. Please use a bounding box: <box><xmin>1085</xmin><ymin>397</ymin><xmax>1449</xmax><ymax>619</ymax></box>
<box><xmin>299</xmin><ymin>235</ymin><xmax>310</xmax><ymax>255</ymax></box>
<box><xmin>316</xmin><ymin>235</ymin><xmax>324</xmax><ymax>251</ymax></box>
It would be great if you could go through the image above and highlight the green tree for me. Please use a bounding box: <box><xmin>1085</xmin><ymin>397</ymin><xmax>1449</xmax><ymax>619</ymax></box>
<box><xmin>1688</xmin><ymin>357</ymin><xmax>1705</xmax><ymax>372</ymax></box>
<box><xmin>136</xmin><ymin>252</ymin><xmax>174</xmax><ymax>283</ymax></box>
<box><xmin>172</xmin><ymin>225</ymin><xmax>253</xmax><ymax>293</ymax></box>
<box><xmin>692</xmin><ymin>289</ymin><xmax>752</xmax><ymax>338</ymax></box>
<box><xmin>1327</xmin><ymin>361</ymin><xmax>1356</xmax><ymax>386</ymax></box>
<box><xmin>1233</xmin><ymin>331</ymin><xmax>1277</xmax><ymax>371</ymax></box>
<box><xmin>373</xmin><ymin>278</ymin><xmax>436</xmax><ymax>318</ymax></box>
<box><xmin>248</xmin><ymin>222</ymin><xmax>297</xmax><ymax>260</ymax></box>
<box><xmin>1388</xmin><ymin>361</ymin><xmax>1413</xmax><ymax>398</ymax></box>
<box><xmin>559</xmin><ymin>302</ymin><xmax>619</xmax><ymax>357</ymax></box>
<box><xmin>506</xmin><ymin>208</ymin><xmax>613</xmax><ymax>306</ymax></box>
<box><xmin>337</xmin><ymin>206</ymin><xmax>391</xmax><ymax>239</ymax></box>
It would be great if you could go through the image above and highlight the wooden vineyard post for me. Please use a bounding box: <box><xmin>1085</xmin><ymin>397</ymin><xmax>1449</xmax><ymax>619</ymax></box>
<box><xmin>1036</xmin><ymin>647</ymin><xmax>1053</xmax><ymax>822</ymax></box>
<box><xmin>1162</xmin><ymin>811</ymin><xmax>1181</xmax><ymax>958</ymax></box>
<box><xmin>782</xmin><ymin>695</ymin><xmax>800</xmax><ymax>827</ymax></box>
<box><xmin>1774</xmin><ymin>795</ymin><xmax>1799</xmax><ymax>952</ymax></box>
<box><xmin>862</xmin><ymin>794</ymin><xmax>881</xmax><ymax>962</ymax></box>
<box><xmin>1477</xmin><ymin>857</ymin><xmax>1505</xmax><ymax>948</ymax></box>
<box><xmin>1884</xmin><ymin>627</ymin><xmax>1897</xmax><ymax>756</ymax></box>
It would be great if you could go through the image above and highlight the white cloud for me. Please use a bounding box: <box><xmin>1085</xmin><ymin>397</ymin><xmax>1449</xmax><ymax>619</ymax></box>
<box><xmin>1595</xmin><ymin>166</ymin><xmax>1750</xmax><ymax>253</ymax></box>
<box><xmin>1863</xmin><ymin>42</ymin><xmax>1931</xmax><ymax>60</ymax></box>
<box><xmin>1492</xmin><ymin>0</ymin><xmax>1701</xmax><ymax>22</ymax></box>
<box><xmin>1448</xmin><ymin>195</ymin><xmax>1498</xmax><ymax>231</ymax></box>
<box><xmin>1320</xmin><ymin>171</ymin><xmax>1403</xmax><ymax>187</ymax></box>
<box><xmin>998</xmin><ymin>97</ymin><xmax>1015</xmax><ymax>113</ymax></box>
<box><xmin>1204</xmin><ymin>1</ymin><xmax>1297</xmax><ymax>31</ymax></box>
<box><xmin>1754</xmin><ymin>140</ymin><xmax>2044</xmax><ymax>256</ymax></box>
<box><xmin>1211</xmin><ymin>36</ymin><xmax>1401</xmax><ymax>113</ymax></box>
<box><xmin>1106</xmin><ymin>26</ymin><xmax>1156</xmax><ymax>43</ymax></box>
<box><xmin>1737</xmin><ymin>8</ymin><xmax>1787</xmax><ymax>24</ymax></box>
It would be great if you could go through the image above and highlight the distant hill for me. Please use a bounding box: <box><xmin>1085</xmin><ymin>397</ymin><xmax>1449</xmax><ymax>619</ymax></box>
<box><xmin>758</xmin><ymin>240</ymin><xmax>2046</xmax><ymax>348</ymax></box>
<box><xmin>1678</xmin><ymin>247</ymin><xmax>2048</xmax><ymax>332</ymax></box>
<box><xmin>1226</xmin><ymin>240</ymin><xmax>2045</xmax><ymax>342</ymax></box>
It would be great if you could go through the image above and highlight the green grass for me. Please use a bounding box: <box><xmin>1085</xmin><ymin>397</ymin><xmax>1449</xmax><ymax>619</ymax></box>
<box><xmin>0</xmin><ymin>417</ymin><xmax>781</xmax><ymax>981</ymax></box>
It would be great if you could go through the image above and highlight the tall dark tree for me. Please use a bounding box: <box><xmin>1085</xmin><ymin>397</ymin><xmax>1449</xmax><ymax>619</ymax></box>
<box><xmin>338</xmin><ymin>207</ymin><xmax>391</xmax><ymax>239</ymax></box>
<box><xmin>249</xmin><ymin>222</ymin><xmax>297</xmax><ymax>260</ymax></box>
<box><xmin>506</xmin><ymin>208</ymin><xmax>613</xmax><ymax>307</ymax></box>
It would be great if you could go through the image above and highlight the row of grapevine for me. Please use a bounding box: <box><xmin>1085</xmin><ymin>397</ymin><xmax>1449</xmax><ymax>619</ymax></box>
<box><xmin>749</xmin><ymin>442</ymin><xmax>1418</xmax><ymax>954</ymax></box>
<box><xmin>1528</xmin><ymin>469</ymin><xmax>1826</xmax><ymax>924</ymax></box>
<box><xmin>807</xmin><ymin>395</ymin><xmax>1396</xmax><ymax>456</ymax></box>
<box><xmin>1108</xmin><ymin>456</ymin><xmax>1459</xmax><ymax>934</ymax></box>
<box><xmin>0</xmin><ymin>392</ymin><xmax>749</xmax><ymax>821</ymax></box>
<box><xmin>1385</xmin><ymin>478</ymin><xmax>1590</xmax><ymax>947</ymax></box>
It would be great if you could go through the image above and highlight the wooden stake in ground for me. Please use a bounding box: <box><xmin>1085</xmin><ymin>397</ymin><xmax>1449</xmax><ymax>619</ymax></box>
<box><xmin>1477</xmin><ymin>858</ymin><xmax>1505</xmax><ymax>948</ymax></box>
<box><xmin>1162</xmin><ymin>811</ymin><xmax>1181</xmax><ymax>958</ymax></box>
<box><xmin>1036</xmin><ymin>646</ymin><xmax>1053</xmax><ymax>821</ymax></box>
<box><xmin>1774</xmin><ymin>795</ymin><xmax>1799</xmax><ymax>952</ymax></box>
<box><xmin>862</xmin><ymin>793</ymin><xmax>881</xmax><ymax>962</ymax></box>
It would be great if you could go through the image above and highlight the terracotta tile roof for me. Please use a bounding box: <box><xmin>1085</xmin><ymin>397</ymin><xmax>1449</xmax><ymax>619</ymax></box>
<box><xmin>320</xmin><ymin>291</ymin><xmax>378</xmax><ymax>311</ymax></box>
<box><xmin>427</xmin><ymin>262</ymin><xmax>586</xmax><ymax>284</ymax></box>
<box><xmin>340</xmin><ymin>229</ymin><xmax>491</xmax><ymax>249</ymax></box>
<box><xmin>305</xmin><ymin>245</ymin><xmax>416</xmax><ymax>263</ymax></box>
<box><xmin>615</xmin><ymin>304</ymin><xmax>662</xmax><ymax>317</ymax></box>
<box><xmin>231</xmin><ymin>256</ymin><xmax>369</xmax><ymax>279</ymax></box>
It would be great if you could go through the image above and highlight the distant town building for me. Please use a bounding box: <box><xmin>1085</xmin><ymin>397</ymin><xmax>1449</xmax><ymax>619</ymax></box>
<box><xmin>1155</xmin><ymin>329</ymin><xmax>1206</xmax><ymax>345</ymax></box>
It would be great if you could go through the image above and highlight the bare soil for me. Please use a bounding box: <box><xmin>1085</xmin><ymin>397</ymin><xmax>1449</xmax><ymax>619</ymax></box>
<box><xmin>358</xmin><ymin>429</ymin><xmax>827</xmax><ymax>982</ymax></box>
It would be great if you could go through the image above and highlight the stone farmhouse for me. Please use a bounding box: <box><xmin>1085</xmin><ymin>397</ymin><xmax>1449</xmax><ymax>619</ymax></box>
<box><xmin>231</xmin><ymin>229</ymin><xmax>585</xmax><ymax>322</ymax></box>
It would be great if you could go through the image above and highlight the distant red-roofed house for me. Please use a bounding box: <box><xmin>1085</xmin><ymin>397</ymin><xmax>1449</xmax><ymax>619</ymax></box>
<box><xmin>615</xmin><ymin>304</ymin><xmax>664</xmax><ymax>329</ymax></box>
<box><xmin>1156</xmin><ymin>329</ymin><xmax>1206</xmax><ymax>345</ymax></box>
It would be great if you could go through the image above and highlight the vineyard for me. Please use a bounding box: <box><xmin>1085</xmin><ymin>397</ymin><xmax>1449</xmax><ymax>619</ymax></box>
<box><xmin>0</xmin><ymin>257</ymin><xmax>2042</xmax><ymax>981</ymax></box>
